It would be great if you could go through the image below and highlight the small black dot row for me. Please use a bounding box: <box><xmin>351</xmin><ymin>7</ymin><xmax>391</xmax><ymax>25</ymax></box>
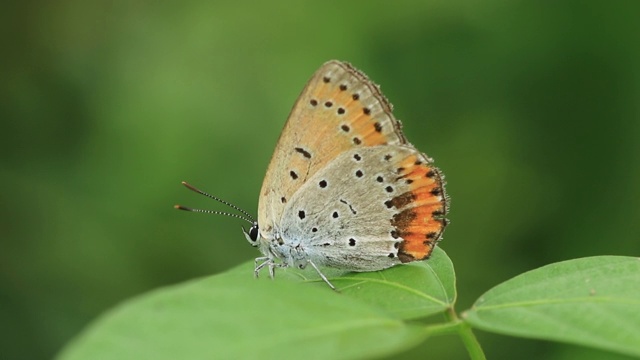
<box><xmin>309</xmin><ymin>97</ymin><xmax>372</xmax><ymax>119</ymax></box>
<box><xmin>296</xmin><ymin>209</ymin><xmax>342</xmax><ymax>221</ymax></box>
<box><xmin>322</xmin><ymin>75</ymin><xmax>360</xmax><ymax>101</ymax></box>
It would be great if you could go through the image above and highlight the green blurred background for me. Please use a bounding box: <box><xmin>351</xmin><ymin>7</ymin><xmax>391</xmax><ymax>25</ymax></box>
<box><xmin>2</xmin><ymin>1</ymin><xmax>639</xmax><ymax>359</ymax></box>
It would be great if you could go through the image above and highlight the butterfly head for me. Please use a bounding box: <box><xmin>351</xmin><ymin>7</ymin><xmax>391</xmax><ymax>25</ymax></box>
<box><xmin>242</xmin><ymin>221</ymin><xmax>260</xmax><ymax>247</ymax></box>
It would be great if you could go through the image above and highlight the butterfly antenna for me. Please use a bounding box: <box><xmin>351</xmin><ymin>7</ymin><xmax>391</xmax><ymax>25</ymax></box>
<box><xmin>175</xmin><ymin>181</ymin><xmax>255</xmax><ymax>224</ymax></box>
<box><xmin>174</xmin><ymin>204</ymin><xmax>254</xmax><ymax>224</ymax></box>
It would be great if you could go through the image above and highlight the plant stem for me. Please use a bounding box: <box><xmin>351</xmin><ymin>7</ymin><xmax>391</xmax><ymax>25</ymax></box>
<box><xmin>423</xmin><ymin>320</ymin><xmax>463</xmax><ymax>336</ymax></box>
<box><xmin>445</xmin><ymin>307</ymin><xmax>486</xmax><ymax>360</ymax></box>
<box><xmin>424</xmin><ymin>308</ymin><xmax>486</xmax><ymax>360</ymax></box>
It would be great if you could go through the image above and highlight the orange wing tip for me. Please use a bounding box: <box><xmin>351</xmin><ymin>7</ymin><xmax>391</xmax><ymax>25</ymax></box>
<box><xmin>392</xmin><ymin>188</ymin><xmax>448</xmax><ymax>264</ymax></box>
<box><xmin>397</xmin><ymin>241</ymin><xmax>435</xmax><ymax>263</ymax></box>
<box><xmin>397</xmin><ymin>228</ymin><xmax>443</xmax><ymax>263</ymax></box>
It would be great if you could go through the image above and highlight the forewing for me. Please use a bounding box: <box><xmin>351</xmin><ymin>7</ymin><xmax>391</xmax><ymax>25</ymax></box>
<box><xmin>258</xmin><ymin>61</ymin><xmax>407</xmax><ymax>239</ymax></box>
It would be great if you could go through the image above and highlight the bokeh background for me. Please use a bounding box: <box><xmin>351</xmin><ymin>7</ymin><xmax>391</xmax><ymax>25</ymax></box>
<box><xmin>2</xmin><ymin>1</ymin><xmax>639</xmax><ymax>359</ymax></box>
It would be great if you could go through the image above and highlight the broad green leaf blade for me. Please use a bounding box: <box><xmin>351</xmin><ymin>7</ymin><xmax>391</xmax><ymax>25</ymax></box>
<box><xmin>336</xmin><ymin>247</ymin><xmax>456</xmax><ymax>319</ymax></box>
<box><xmin>57</xmin><ymin>267</ymin><xmax>427</xmax><ymax>360</ymax></box>
<box><xmin>275</xmin><ymin>246</ymin><xmax>456</xmax><ymax>320</ymax></box>
<box><xmin>464</xmin><ymin>256</ymin><xmax>640</xmax><ymax>357</ymax></box>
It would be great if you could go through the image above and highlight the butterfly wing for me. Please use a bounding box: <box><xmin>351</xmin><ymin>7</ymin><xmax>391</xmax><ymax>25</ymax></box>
<box><xmin>258</xmin><ymin>60</ymin><xmax>448</xmax><ymax>267</ymax></box>
<box><xmin>280</xmin><ymin>146</ymin><xmax>447</xmax><ymax>271</ymax></box>
<box><xmin>259</xmin><ymin>61</ymin><xmax>405</xmax><ymax>237</ymax></box>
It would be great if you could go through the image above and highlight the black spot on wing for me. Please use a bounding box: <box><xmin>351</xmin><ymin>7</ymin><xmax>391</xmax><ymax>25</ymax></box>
<box><xmin>294</xmin><ymin>147</ymin><xmax>312</xmax><ymax>159</ymax></box>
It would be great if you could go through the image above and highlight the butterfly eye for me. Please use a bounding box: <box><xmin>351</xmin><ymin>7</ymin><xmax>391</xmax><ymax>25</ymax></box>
<box><xmin>242</xmin><ymin>222</ymin><xmax>260</xmax><ymax>246</ymax></box>
<box><xmin>248</xmin><ymin>223</ymin><xmax>259</xmax><ymax>242</ymax></box>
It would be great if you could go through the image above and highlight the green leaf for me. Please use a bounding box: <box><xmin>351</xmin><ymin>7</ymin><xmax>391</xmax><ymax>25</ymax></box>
<box><xmin>464</xmin><ymin>256</ymin><xmax>640</xmax><ymax>357</ymax></box>
<box><xmin>276</xmin><ymin>246</ymin><xmax>456</xmax><ymax>320</ymax></box>
<box><xmin>334</xmin><ymin>246</ymin><xmax>457</xmax><ymax>319</ymax></box>
<box><xmin>57</xmin><ymin>247</ymin><xmax>455</xmax><ymax>360</ymax></box>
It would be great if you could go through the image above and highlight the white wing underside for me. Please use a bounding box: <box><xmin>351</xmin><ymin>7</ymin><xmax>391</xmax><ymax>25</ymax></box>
<box><xmin>279</xmin><ymin>146</ymin><xmax>431</xmax><ymax>271</ymax></box>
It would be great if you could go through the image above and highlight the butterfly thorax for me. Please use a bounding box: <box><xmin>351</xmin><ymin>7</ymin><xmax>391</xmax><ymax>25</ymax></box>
<box><xmin>256</xmin><ymin>229</ymin><xmax>311</xmax><ymax>270</ymax></box>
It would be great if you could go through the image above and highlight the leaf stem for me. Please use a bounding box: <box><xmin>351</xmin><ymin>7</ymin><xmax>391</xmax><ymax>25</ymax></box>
<box><xmin>423</xmin><ymin>308</ymin><xmax>485</xmax><ymax>360</ymax></box>
<box><xmin>422</xmin><ymin>319</ymin><xmax>462</xmax><ymax>336</ymax></box>
<box><xmin>444</xmin><ymin>307</ymin><xmax>486</xmax><ymax>360</ymax></box>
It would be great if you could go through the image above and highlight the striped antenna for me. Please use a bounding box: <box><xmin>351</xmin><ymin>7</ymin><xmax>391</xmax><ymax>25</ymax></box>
<box><xmin>175</xmin><ymin>181</ymin><xmax>255</xmax><ymax>224</ymax></box>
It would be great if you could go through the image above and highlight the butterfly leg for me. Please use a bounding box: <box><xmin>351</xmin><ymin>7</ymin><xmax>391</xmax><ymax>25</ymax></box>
<box><xmin>308</xmin><ymin>259</ymin><xmax>336</xmax><ymax>291</ymax></box>
<box><xmin>254</xmin><ymin>256</ymin><xmax>287</xmax><ymax>279</ymax></box>
<box><xmin>267</xmin><ymin>261</ymin><xmax>278</xmax><ymax>279</ymax></box>
<box><xmin>254</xmin><ymin>256</ymin><xmax>270</xmax><ymax>278</ymax></box>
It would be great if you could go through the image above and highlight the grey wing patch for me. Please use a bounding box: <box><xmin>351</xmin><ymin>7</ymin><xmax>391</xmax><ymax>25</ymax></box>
<box><xmin>279</xmin><ymin>146</ymin><xmax>421</xmax><ymax>271</ymax></box>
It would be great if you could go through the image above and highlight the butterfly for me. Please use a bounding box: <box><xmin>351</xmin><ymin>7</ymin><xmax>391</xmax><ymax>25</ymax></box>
<box><xmin>177</xmin><ymin>60</ymin><xmax>449</xmax><ymax>290</ymax></box>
